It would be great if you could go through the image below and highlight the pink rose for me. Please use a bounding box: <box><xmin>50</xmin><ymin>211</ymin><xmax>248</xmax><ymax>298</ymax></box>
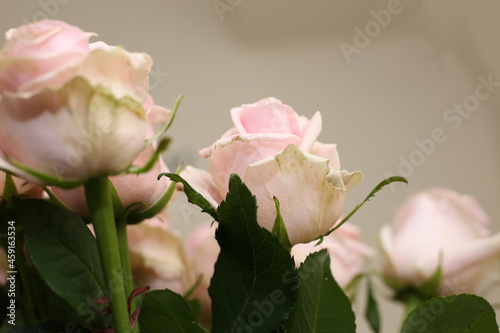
<box><xmin>51</xmin><ymin>97</ymin><xmax>172</xmax><ymax>216</ymax></box>
<box><xmin>126</xmin><ymin>216</ymin><xmax>191</xmax><ymax>293</ymax></box>
<box><xmin>292</xmin><ymin>222</ymin><xmax>374</xmax><ymax>292</ymax></box>
<box><xmin>185</xmin><ymin>222</ymin><xmax>220</xmax><ymax>324</ymax></box>
<box><xmin>0</xmin><ymin>20</ymin><xmax>156</xmax><ymax>184</ymax></box>
<box><xmin>379</xmin><ymin>188</ymin><xmax>500</xmax><ymax>296</ymax></box>
<box><xmin>183</xmin><ymin>98</ymin><xmax>361</xmax><ymax>245</ymax></box>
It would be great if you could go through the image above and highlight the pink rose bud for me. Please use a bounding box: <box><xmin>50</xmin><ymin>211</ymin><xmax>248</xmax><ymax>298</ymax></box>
<box><xmin>292</xmin><ymin>222</ymin><xmax>374</xmax><ymax>293</ymax></box>
<box><xmin>0</xmin><ymin>20</ymin><xmax>158</xmax><ymax>185</ymax></box>
<box><xmin>185</xmin><ymin>222</ymin><xmax>220</xmax><ymax>324</ymax></box>
<box><xmin>182</xmin><ymin>98</ymin><xmax>362</xmax><ymax>245</ymax></box>
<box><xmin>379</xmin><ymin>188</ymin><xmax>500</xmax><ymax>296</ymax></box>
<box><xmin>126</xmin><ymin>216</ymin><xmax>191</xmax><ymax>294</ymax></box>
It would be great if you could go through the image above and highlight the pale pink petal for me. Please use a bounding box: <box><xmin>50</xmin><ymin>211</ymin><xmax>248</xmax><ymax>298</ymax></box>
<box><xmin>298</xmin><ymin>111</ymin><xmax>322</xmax><ymax>152</ymax></box>
<box><xmin>205</xmin><ymin>134</ymin><xmax>301</xmax><ymax>194</ymax></box>
<box><xmin>310</xmin><ymin>142</ymin><xmax>341</xmax><ymax>171</ymax></box>
<box><xmin>127</xmin><ymin>219</ymin><xmax>190</xmax><ymax>293</ymax></box>
<box><xmin>230</xmin><ymin>98</ymin><xmax>301</xmax><ymax>136</ymax></box>
<box><xmin>243</xmin><ymin>144</ymin><xmax>361</xmax><ymax>245</ymax></box>
<box><xmin>180</xmin><ymin>166</ymin><xmax>224</xmax><ymax>207</ymax></box>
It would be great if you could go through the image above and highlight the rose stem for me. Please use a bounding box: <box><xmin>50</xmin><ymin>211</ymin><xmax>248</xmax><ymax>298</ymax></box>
<box><xmin>85</xmin><ymin>176</ymin><xmax>131</xmax><ymax>333</ymax></box>
<box><xmin>115</xmin><ymin>216</ymin><xmax>139</xmax><ymax>333</ymax></box>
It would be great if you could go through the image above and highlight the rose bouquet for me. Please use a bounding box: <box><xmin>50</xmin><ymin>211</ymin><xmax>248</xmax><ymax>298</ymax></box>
<box><xmin>0</xmin><ymin>20</ymin><xmax>499</xmax><ymax>333</ymax></box>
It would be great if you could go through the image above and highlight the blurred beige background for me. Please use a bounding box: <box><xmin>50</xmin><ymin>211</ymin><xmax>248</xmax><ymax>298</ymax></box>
<box><xmin>1</xmin><ymin>1</ymin><xmax>499</xmax><ymax>332</ymax></box>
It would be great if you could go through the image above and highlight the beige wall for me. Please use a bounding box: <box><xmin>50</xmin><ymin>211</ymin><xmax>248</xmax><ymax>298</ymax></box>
<box><xmin>1</xmin><ymin>1</ymin><xmax>499</xmax><ymax>332</ymax></box>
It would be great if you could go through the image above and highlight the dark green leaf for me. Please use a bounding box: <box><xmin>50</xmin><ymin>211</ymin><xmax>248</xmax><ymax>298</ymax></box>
<box><xmin>365</xmin><ymin>279</ymin><xmax>380</xmax><ymax>333</ymax></box>
<box><xmin>10</xmin><ymin>320</ymin><xmax>91</xmax><ymax>333</ymax></box>
<box><xmin>401</xmin><ymin>294</ymin><xmax>499</xmax><ymax>333</ymax></box>
<box><xmin>14</xmin><ymin>199</ymin><xmax>108</xmax><ymax>328</ymax></box>
<box><xmin>284</xmin><ymin>250</ymin><xmax>356</xmax><ymax>333</ymax></box>
<box><xmin>158</xmin><ymin>173</ymin><xmax>218</xmax><ymax>221</ymax></box>
<box><xmin>138</xmin><ymin>289</ymin><xmax>205</xmax><ymax>333</ymax></box>
<box><xmin>209</xmin><ymin>174</ymin><xmax>297</xmax><ymax>333</ymax></box>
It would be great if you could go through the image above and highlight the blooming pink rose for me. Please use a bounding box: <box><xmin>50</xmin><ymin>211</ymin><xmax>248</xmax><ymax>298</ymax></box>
<box><xmin>379</xmin><ymin>188</ymin><xmax>500</xmax><ymax>296</ymax></box>
<box><xmin>0</xmin><ymin>20</ymin><xmax>156</xmax><ymax>184</ymax></box>
<box><xmin>185</xmin><ymin>222</ymin><xmax>220</xmax><ymax>324</ymax></box>
<box><xmin>51</xmin><ymin>97</ymin><xmax>172</xmax><ymax>216</ymax></box>
<box><xmin>292</xmin><ymin>222</ymin><xmax>374</xmax><ymax>292</ymax></box>
<box><xmin>183</xmin><ymin>98</ymin><xmax>361</xmax><ymax>245</ymax></box>
<box><xmin>126</xmin><ymin>216</ymin><xmax>191</xmax><ymax>293</ymax></box>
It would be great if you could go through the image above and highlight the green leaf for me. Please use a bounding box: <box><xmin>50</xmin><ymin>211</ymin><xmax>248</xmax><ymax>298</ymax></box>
<box><xmin>209</xmin><ymin>174</ymin><xmax>298</xmax><ymax>333</ymax></box>
<box><xmin>159</xmin><ymin>173</ymin><xmax>218</xmax><ymax>221</ymax></box>
<box><xmin>401</xmin><ymin>294</ymin><xmax>499</xmax><ymax>333</ymax></box>
<box><xmin>321</xmin><ymin>176</ymin><xmax>407</xmax><ymax>239</ymax></box>
<box><xmin>365</xmin><ymin>278</ymin><xmax>380</xmax><ymax>333</ymax></box>
<box><xmin>10</xmin><ymin>320</ymin><xmax>91</xmax><ymax>333</ymax></box>
<box><xmin>284</xmin><ymin>250</ymin><xmax>356</xmax><ymax>333</ymax></box>
<box><xmin>138</xmin><ymin>289</ymin><xmax>205</xmax><ymax>333</ymax></box>
<box><xmin>271</xmin><ymin>197</ymin><xmax>291</xmax><ymax>251</ymax></box>
<box><xmin>13</xmin><ymin>199</ymin><xmax>108</xmax><ymax>328</ymax></box>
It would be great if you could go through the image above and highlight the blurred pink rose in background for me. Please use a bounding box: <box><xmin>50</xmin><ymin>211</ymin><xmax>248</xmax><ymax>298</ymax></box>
<box><xmin>126</xmin><ymin>216</ymin><xmax>191</xmax><ymax>294</ymax></box>
<box><xmin>0</xmin><ymin>20</ymin><xmax>157</xmax><ymax>184</ymax></box>
<box><xmin>292</xmin><ymin>222</ymin><xmax>374</xmax><ymax>294</ymax></box>
<box><xmin>379</xmin><ymin>188</ymin><xmax>500</xmax><ymax>296</ymax></box>
<box><xmin>185</xmin><ymin>222</ymin><xmax>220</xmax><ymax>324</ymax></box>
<box><xmin>182</xmin><ymin>98</ymin><xmax>361</xmax><ymax>245</ymax></box>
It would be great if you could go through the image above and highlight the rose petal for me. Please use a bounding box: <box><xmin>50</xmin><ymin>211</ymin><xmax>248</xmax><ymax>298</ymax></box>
<box><xmin>243</xmin><ymin>144</ymin><xmax>361</xmax><ymax>245</ymax></box>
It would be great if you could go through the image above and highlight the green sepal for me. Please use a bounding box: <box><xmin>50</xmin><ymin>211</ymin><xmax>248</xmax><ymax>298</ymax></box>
<box><xmin>108</xmin><ymin>178</ymin><xmax>126</xmax><ymax>217</ymax></box>
<box><xmin>419</xmin><ymin>258</ymin><xmax>442</xmax><ymax>297</ymax></box>
<box><xmin>7</xmin><ymin>157</ymin><xmax>85</xmax><ymax>189</ymax></box>
<box><xmin>319</xmin><ymin>176</ymin><xmax>407</xmax><ymax>240</ymax></box>
<box><xmin>127</xmin><ymin>164</ymin><xmax>181</xmax><ymax>224</ymax></box>
<box><xmin>125</xmin><ymin>138</ymin><xmax>171</xmax><ymax>175</ymax></box>
<box><xmin>144</xmin><ymin>95</ymin><xmax>182</xmax><ymax>148</ymax></box>
<box><xmin>1</xmin><ymin>172</ymin><xmax>17</xmax><ymax>208</ymax></box>
<box><xmin>158</xmin><ymin>172</ymin><xmax>218</xmax><ymax>222</ymax></box>
<box><xmin>271</xmin><ymin>196</ymin><xmax>291</xmax><ymax>252</ymax></box>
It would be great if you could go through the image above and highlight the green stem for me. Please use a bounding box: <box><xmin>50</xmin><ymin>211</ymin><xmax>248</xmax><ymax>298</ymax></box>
<box><xmin>116</xmin><ymin>216</ymin><xmax>139</xmax><ymax>333</ymax></box>
<box><xmin>85</xmin><ymin>176</ymin><xmax>131</xmax><ymax>333</ymax></box>
<box><xmin>398</xmin><ymin>291</ymin><xmax>427</xmax><ymax>329</ymax></box>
